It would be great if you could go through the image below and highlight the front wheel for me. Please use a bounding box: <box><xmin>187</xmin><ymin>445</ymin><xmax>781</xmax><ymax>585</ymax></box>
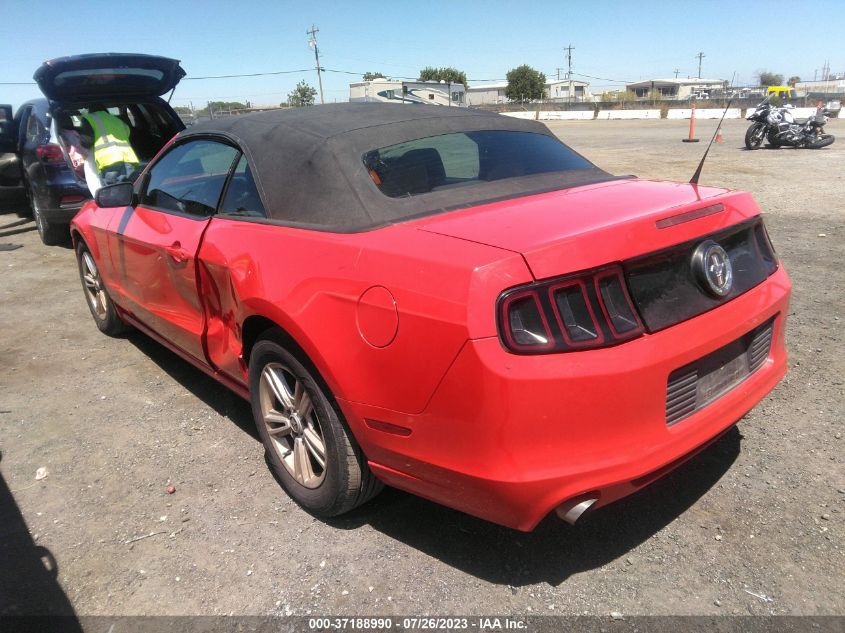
<box><xmin>806</xmin><ymin>134</ymin><xmax>835</xmax><ymax>149</ymax></box>
<box><xmin>745</xmin><ymin>123</ymin><xmax>766</xmax><ymax>149</ymax></box>
<box><xmin>75</xmin><ymin>242</ymin><xmax>128</xmax><ymax>336</ymax></box>
<box><xmin>249</xmin><ymin>335</ymin><xmax>383</xmax><ymax>517</ymax></box>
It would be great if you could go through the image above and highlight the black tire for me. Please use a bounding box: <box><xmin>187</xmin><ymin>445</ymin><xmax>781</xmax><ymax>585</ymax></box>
<box><xmin>249</xmin><ymin>334</ymin><xmax>382</xmax><ymax>517</ymax></box>
<box><xmin>33</xmin><ymin>206</ymin><xmax>68</xmax><ymax>246</ymax></box>
<box><xmin>24</xmin><ymin>175</ymin><xmax>67</xmax><ymax>245</ymax></box>
<box><xmin>807</xmin><ymin>134</ymin><xmax>835</xmax><ymax>149</ymax></box>
<box><xmin>75</xmin><ymin>241</ymin><xmax>128</xmax><ymax>336</ymax></box>
<box><xmin>745</xmin><ymin>123</ymin><xmax>766</xmax><ymax>149</ymax></box>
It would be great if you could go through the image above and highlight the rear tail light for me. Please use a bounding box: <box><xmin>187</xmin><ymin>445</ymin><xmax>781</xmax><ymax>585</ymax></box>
<box><xmin>60</xmin><ymin>195</ymin><xmax>86</xmax><ymax>206</ymax></box>
<box><xmin>501</xmin><ymin>293</ymin><xmax>554</xmax><ymax>352</ymax></box>
<box><xmin>595</xmin><ymin>270</ymin><xmax>642</xmax><ymax>336</ymax></box>
<box><xmin>497</xmin><ymin>265</ymin><xmax>644</xmax><ymax>354</ymax></box>
<box><xmin>36</xmin><ymin>144</ymin><xmax>65</xmax><ymax>164</ymax></box>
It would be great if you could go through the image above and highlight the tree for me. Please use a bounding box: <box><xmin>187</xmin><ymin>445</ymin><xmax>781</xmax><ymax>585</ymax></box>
<box><xmin>505</xmin><ymin>65</ymin><xmax>546</xmax><ymax>102</ymax></box>
<box><xmin>363</xmin><ymin>71</ymin><xmax>386</xmax><ymax>81</ymax></box>
<box><xmin>173</xmin><ymin>106</ymin><xmax>192</xmax><ymax>115</ymax></box>
<box><xmin>757</xmin><ymin>71</ymin><xmax>784</xmax><ymax>87</ymax></box>
<box><xmin>787</xmin><ymin>75</ymin><xmax>801</xmax><ymax>87</ymax></box>
<box><xmin>192</xmin><ymin>101</ymin><xmax>249</xmax><ymax>117</ymax></box>
<box><xmin>418</xmin><ymin>66</ymin><xmax>468</xmax><ymax>89</ymax></box>
<box><xmin>287</xmin><ymin>81</ymin><xmax>317</xmax><ymax>107</ymax></box>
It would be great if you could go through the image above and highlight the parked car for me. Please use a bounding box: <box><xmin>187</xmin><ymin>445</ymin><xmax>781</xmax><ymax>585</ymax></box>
<box><xmin>0</xmin><ymin>53</ymin><xmax>186</xmax><ymax>244</ymax></box>
<box><xmin>70</xmin><ymin>104</ymin><xmax>790</xmax><ymax>531</ymax></box>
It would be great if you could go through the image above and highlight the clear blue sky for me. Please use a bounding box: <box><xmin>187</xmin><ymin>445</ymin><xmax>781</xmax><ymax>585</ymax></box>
<box><xmin>1</xmin><ymin>0</ymin><xmax>842</xmax><ymax>109</ymax></box>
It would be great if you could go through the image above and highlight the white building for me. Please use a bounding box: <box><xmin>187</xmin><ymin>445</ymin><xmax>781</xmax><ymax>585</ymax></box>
<box><xmin>625</xmin><ymin>78</ymin><xmax>728</xmax><ymax>100</ymax></box>
<box><xmin>794</xmin><ymin>77</ymin><xmax>845</xmax><ymax>96</ymax></box>
<box><xmin>349</xmin><ymin>78</ymin><xmax>465</xmax><ymax>106</ymax></box>
<box><xmin>545</xmin><ymin>79</ymin><xmax>591</xmax><ymax>102</ymax></box>
<box><xmin>465</xmin><ymin>82</ymin><xmax>508</xmax><ymax>106</ymax></box>
<box><xmin>466</xmin><ymin>79</ymin><xmax>592</xmax><ymax>106</ymax></box>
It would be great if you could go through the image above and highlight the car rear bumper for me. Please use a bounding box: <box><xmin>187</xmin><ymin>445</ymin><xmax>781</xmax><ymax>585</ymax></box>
<box><xmin>35</xmin><ymin>179</ymin><xmax>90</xmax><ymax>224</ymax></box>
<box><xmin>38</xmin><ymin>203</ymin><xmax>86</xmax><ymax>224</ymax></box>
<box><xmin>340</xmin><ymin>266</ymin><xmax>791</xmax><ymax>531</ymax></box>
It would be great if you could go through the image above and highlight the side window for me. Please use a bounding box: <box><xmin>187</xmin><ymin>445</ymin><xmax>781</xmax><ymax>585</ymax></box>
<box><xmin>219</xmin><ymin>155</ymin><xmax>266</xmax><ymax>218</ymax></box>
<box><xmin>140</xmin><ymin>140</ymin><xmax>239</xmax><ymax>217</ymax></box>
<box><xmin>26</xmin><ymin>113</ymin><xmax>43</xmax><ymax>143</ymax></box>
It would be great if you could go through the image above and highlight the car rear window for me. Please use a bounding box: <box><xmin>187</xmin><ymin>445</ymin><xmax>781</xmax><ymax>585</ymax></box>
<box><xmin>54</xmin><ymin>68</ymin><xmax>165</xmax><ymax>87</ymax></box>
<box><xmin>362</xmin><ymin>130</ymin><xmax>593</xmax><ymax>198</ymax></box>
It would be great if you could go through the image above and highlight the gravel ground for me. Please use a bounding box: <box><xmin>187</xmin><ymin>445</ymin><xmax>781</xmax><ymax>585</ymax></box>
<box><xmin>0</xmin><ymin>118</ymin><xmax>842</xmax><ymax>618</ymax></box>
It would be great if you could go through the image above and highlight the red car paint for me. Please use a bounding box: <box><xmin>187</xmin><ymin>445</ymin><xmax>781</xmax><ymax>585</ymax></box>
<box><xmin>71</xmin><ymin>174</ymin><xmax>790</xmax><ymax>531</ymax></box>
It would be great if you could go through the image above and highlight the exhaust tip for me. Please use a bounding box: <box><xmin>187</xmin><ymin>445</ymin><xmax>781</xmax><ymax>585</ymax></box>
<box><xmin>555</xmin><ymin>497</ymin><xmax>598</xmax><ymax>525</ymax></box>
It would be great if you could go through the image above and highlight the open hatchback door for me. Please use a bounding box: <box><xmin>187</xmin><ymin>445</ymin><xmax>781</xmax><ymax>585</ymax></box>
<box><xmin>34</xmin><ymin>53</ymin><xmax>186</xmax><ymax>101</ymax></box>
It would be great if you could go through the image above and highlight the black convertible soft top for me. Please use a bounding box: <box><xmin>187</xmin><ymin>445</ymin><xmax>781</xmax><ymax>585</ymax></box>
<box><xmin>180</xmin><ymin>103</ymin><xmax>613</xmax><ymax>232</ymax></box>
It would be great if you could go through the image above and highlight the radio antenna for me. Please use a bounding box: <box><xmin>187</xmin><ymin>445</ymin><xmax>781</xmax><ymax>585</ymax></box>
<box><xmin>690</xmin><ymin>72</ymin><xmax>736</xmax><ymax>185</ymax></box>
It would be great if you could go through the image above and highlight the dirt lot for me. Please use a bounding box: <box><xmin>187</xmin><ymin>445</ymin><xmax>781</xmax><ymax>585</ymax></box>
<box><xmin>0</xmin><ymin>118</ymin><xmax>843</xmax><ymax>618</ymax></box>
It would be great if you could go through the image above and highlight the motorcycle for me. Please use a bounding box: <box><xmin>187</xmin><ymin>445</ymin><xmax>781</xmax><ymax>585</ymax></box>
<box><xmin>745</xmin><ymin>97</ymin><xmax>835</xmax><ymax>150</ymax></box>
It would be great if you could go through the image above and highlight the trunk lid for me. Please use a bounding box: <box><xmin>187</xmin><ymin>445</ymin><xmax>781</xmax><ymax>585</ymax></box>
<box><xmin>418</xmin><ymin>178</ymin><xmax>760</xmax><ymax>279</ymax></box>
<box><xmin>34</xmin><ymin>53</ymin><xmax>186</xmax><ymax>101</ymax></box>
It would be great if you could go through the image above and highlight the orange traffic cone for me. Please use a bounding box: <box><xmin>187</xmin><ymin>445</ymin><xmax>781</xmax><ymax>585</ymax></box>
<box><xmin>715</xmin><ymin>127</ymin><xmax>723</xmax><ymax>144</ymax></box>
<box><xmin>683</xmin><ymin>103</ymin><xmax>700</xmax><ymax>142</ymax></box>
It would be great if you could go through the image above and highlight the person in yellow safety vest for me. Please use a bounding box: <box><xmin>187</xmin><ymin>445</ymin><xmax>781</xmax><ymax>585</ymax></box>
<box><xmin>79</xmin><ymin>109</ymin><xmax>140</xmax><ymax>196</ymax></box>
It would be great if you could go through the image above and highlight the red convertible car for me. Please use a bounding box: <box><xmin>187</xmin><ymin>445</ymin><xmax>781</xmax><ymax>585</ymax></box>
<box><xmin>70</xmin><ymin>104</ymin><xmax>790</xmax><ymax>531</ymax></box>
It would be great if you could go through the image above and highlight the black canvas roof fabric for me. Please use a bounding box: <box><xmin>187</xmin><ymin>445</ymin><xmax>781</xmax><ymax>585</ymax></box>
<box><xmin>180</xmin><ymin>103</ymin><xmax>613</xmax><ymax>232</ymax></box>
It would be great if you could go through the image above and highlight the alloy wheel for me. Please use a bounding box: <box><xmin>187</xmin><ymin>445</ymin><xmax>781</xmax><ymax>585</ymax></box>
<box><xmin>259</xmin><ymin>362</ymin><xmax>327</xmax><ymax>488</ymax></box>
<box><xmin>80</xmin><ymin>251</ymin><xmax>108</xmax><ymax>320</ymax></box>
<box><xmin>34</xmin><ymin>208</ymin><xmax>46</xmax><ymax>238</ymax></box>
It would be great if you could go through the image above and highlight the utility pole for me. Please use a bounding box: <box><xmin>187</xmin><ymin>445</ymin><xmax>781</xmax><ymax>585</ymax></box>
<box><xmin>307</xmin><ymin>24</ymin><xmax>325</xmax><ymax>105</ymax></box>
<box><xmin>674</xmin><ymin>68</ymin><xmax>680</xmax><ymax>79</ymax></box>
<box><xmin>564</xmin><ymin>43</ymin><xmax>574</xmax><ymax>103</ymax></box>
<box><xmin>696</xmin><ymin>52</ymin><xmax>705</xmax><ymax>79</ymax></box>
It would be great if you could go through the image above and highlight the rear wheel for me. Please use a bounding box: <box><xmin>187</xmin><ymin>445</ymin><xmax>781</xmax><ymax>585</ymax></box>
<box><xmin>75</xmin><ymin>241</ymin><xmax>127</xmax><ymax>336</ymax></box>
<box><xmin>807</xmin><ymin>134</ymin><xmax>835</xmax><ymax>149</ymax></box>
<box><xmin>249</xmin><ymin>335</ymin><xmax>382</xmax><ymax>516</ymax></box>
<box><xmin>25</xmin><ymin>176</ymin><xmax>67</xmax><ymax>245</ymax></box>
<box><xmin>745</xmin><ymin>123</ymin><xmax>766</xmax><ymax>149</ymax></box>
<box><xmin>33</xmin><ymin>205</ymin><xmax>67</xmax><ymax>246</ymax></box>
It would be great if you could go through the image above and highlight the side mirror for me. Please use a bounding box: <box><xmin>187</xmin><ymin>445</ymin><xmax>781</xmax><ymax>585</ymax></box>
<box><xmin>95</xmin><ymin>182</ymin><xmax>135</xmax><ymax>208</ymax></box>
<box><xmin>0</xmin><ymin>104</ymin><xmax>17</xmax><ymax>153</ymax></box>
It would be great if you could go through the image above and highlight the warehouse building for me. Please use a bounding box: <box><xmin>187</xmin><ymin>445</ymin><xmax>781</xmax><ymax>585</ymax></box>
<box><xmin>465</xmin><ymin>79</ymin><xmax>591</xmax><ymax>106</ymax></box>
<box><xmin>795</xmin><ymin>76</ymin><xmax>845</xmax><ymax>97</ymax></box>
<box><xmin>625</xmin><ymin>78</ymin><xmax>728</xmax><ymax>100</ymax></box>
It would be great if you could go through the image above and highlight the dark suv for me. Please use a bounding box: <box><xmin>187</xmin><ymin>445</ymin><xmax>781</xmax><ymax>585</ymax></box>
<box><xmin>0</xmin><ymin>53</ymin><xmax>186</xmax><ymax>244</ymax></box>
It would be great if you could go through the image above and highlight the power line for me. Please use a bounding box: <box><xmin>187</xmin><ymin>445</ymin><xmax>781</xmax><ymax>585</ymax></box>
<box><xmin>8</xmin><ymin>64</ymin><xmax>639</xmax><ymax>87</ymax></box>
<box><xmin>184</xmin><ymin>69</ymin><xmax>312</xmax><ymax>80</ymax></box>
<box><xmin>570</xmin><ymin>71</ymin><xmax>632</xmax><ymax>84</ymax></box>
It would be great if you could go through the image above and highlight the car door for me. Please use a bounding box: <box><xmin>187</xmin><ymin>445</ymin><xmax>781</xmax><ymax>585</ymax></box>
<box><xmin>19</xmin><ymin>107</ymin><xmax>50</xmax><ymax>202</ymax></box>
<box><xmin>110</xmin><ymin>138</ymin><xmax>240</xmax><ymax>362</ymax></box>
<box><xmin>0</xmin><ymin>104</ymin><xmax>24</xmax><ymax>207</ymax></box>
